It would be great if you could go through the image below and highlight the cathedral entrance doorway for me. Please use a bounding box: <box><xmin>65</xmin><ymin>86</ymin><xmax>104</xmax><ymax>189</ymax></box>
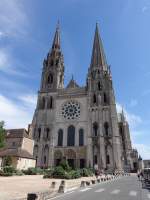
<box><xmin>67</xmin><ymin>159</ymin><xmax>75</xmax><ymax>169</ymax></box>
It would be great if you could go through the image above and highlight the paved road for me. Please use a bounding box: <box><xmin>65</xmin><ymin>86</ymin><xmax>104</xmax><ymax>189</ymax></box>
<box><xmin>52</xmin><ymin>176</ymin><xmax>150</xmax><ymax>200</ymax></box>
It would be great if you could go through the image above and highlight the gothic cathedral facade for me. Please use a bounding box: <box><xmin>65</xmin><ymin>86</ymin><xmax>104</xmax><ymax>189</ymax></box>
<box><xmin>31</xmin><ymin>23</ymin><xmax>134</xmax><ymax>172</ymax></box>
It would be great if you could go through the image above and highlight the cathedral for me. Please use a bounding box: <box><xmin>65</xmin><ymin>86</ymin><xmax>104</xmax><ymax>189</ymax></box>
<box><xmin>31</xmin><ymin>23</ymin><xmax>136</xmax><ymax>172</ymax></box>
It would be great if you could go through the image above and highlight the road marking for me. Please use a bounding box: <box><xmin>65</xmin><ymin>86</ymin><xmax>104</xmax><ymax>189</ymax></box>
<box><xmin>95</xmin><ymin>188</ymin><xmax>105</xmax><ymax>192</ymax></box>
<box><xmin>50</xmin><ymin>191</ymin><xmax>75</xmax><ymax>199</ymax></box>
<box><xmin>147</xmin><ymin>194</ymin><xmax>150</xmax><ymax>199</ymax></box>
<box><xmin>129</xmin><ymin>191</ymin><xmax>137</xmax><ymax>196</ymax></box>
<box><xmin>66</xmin><ymin>187</ymin><xmax>78</xmax><ymax>192</ymax></box>
<box><xmin>111</xmin><ymin>189</ymin><xmax>120</xmax><ymax>194</ymax></box>
<box><xmin>80</xmin><ymin>188</ymin><xmax>92</xmax><ymax>192</ymax></box>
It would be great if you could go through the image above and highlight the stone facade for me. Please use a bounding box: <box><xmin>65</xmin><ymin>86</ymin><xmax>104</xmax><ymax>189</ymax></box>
<box><xmin>31</xmin><ymin>23</ymin><xmax>134</xmax><ymax>172</ymax></box>
<box><xmin>0</xmin><ymin>129</ymin><xmax>36</xmax><ymax>170</ymax></box>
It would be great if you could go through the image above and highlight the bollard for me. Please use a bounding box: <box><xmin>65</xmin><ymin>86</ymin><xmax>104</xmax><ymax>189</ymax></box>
<box><xmin>97</xmin><ymin>179</ymin><xmax>100</xmax><ymax>183</ymax></box>
<box><xmin>80</xmin><ymin>181</ymin><xmax>86</xmax><ymax>187</ymax></box>
<box><xmin>51</xmin><ymin>181</ymin><xmax>56</xmax><ymax>189</ymax></box>
<box><xmin>86</xmin><ymin>181</ymin><xmax>90</xmax><ymax>186</ymax></box>
<box><xmin>61</xmin><ymin>180</ymin><xmax>65</xmax><ymax>186</ymax></box>
<box><xmin>58</xmin><ymin>185</ymin><xmax>65</xmax><ymax>193</ymax></box>
<box><xmin>91</xmin><ymin>180</ymin><xmax>96</xmax><ymax>184</ymax></box>
<box><xmin>27</xmin><ymin>193</ymin><xmax>38</xmax><ymax>200</ymax></box>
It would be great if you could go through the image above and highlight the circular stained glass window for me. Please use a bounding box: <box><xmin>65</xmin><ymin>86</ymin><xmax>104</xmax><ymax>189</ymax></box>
<box><xmin>62</xmin><ymin>101</ymin><xmax>80</xmax><ymax>120</ymax></box>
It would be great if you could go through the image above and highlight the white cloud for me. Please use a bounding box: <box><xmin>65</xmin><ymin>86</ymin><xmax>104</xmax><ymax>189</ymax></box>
<box><xmin>0</xmin><ymin>94</ymin><xmax>36</xmax><ymax>129</ymax></box>
<box><xmin>0</xmin><ymin>0</ymin><xmax>28</xmax><ymax>37</ymax></box>
<box><xmin>19</xmin><ymin>94</ymin><xmax>37</xmax><ymax>106</ymax></box>
<box><xmin>133</xmin><ymin>143</ymin><xmax>150</xmax><ymax>160</ymax></box>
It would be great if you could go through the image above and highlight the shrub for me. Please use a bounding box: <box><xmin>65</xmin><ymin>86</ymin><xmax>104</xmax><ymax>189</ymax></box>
<box><xmin>3</xmin><ymin>166</ymin><xmax>16</xmax><ymax>174</ymax></box>
<box><xmin>15</xmin><ymin>170</ymin><xmax>24</xmax><ymax>176</ymax></box>
<box><xmin>52</xmin><ymin>166</ymin><xmax>66</xmax><ymax>178</ymax></box>
<box><xmin>22</xmin><ymin>167</ymin><xmax>44</xmax><ymax>175</ymax></box>
<box><xmin>68</xmin><ymin>170</ymin><xmax>81</xmax><ymax>179</ymax></box>
<box><xmin>59</xmin><ymin>160</ymin><xmax>71</xmax><ymax>171</ymax></box>
<box><xmin>80</xmin><ymin>168</ymin><xmax>93</xmax><ymax>177</ymax></box>
<box><xmin>3</xmin><ymin>156</ymin><xmax>12</xmax><ymax>166</ymax></box>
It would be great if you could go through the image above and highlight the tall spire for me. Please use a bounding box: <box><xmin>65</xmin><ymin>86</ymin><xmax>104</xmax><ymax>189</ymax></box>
<box><xmin>90</xmin><ymin>23</ymin><xmax>107</xmax><ymax>69</ymax></box>
<box><xmin>52</xmin><ymin>21</ymin><xmax>60</xmax><ymax>50</ymax></box>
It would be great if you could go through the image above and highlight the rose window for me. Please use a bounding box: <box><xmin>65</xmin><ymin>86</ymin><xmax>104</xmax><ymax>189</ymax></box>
<box><xmin>62</xmin><ymin>101</ymin><xmax>80</xmax><ymax>120</ymax></box>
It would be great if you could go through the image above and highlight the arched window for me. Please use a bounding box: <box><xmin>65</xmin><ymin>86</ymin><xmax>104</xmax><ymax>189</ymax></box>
<box><xmin>58</xmin><ymin>129</ymin><xmax>63</xmax><ymax>146</ymax></box>
<box><xmin>47</xmin><ymin>96</ymin><xmax>53</xmax><ymax>109</ymax></box>
<box><xmin>50</xmin><ymin>60</ymin><xmax>54</xmax><ymax>66</ymax></box>
<box><xmin>44</xmin><ymin>145</ymin><xmax>49</xmax><ymax>167</ymax></box>
<box><xmin>104</xmin><ymin>122</ymin><xmax>109</xmax><ymax>136</ymax></box>
<box><xmin>93</xmin><ymin>94</ymin><xmax>97</xmax><ymax>104</ymax></box>
<box><xmin>104</xmin><ymin>93</ymin><xmax>108</xmax><ymax>104</ymax></box>
<box><xmin>98</xmin><ymin>81</ymin><xmax>102</xmax><ymax>91</ymax></box>
<box><xmin>67</xmin><ymin>125</ymin><xmax>75</xmax><ymax>146</ymax></box>
<box><xmin>33</xmin><ymin>145</ymin><xmax>38</xmax><ymax>165</ymax></box>
<box><xmin>38</xmin><ymin>128</ymin><xmax>41</xmax><ymax>139</ymax></box>
<box><xmin>79</xmin><ymin>129</ymin><xmax>84</xmax><ymax>146</ymax></box>
<box><xmin>106</xmin><ymin>155</ymin><xmax>110</xmax><ymax>164</ymax></box>
<box><xmin>47</xmin><ymin>73</ymin><xmax>53</xmax><ymax>84</ymax></box>
<box><xmin>41</xmin><ymin>97</ymin><xmax>45</xmax><ymax>109</ymax></box>
<box><xmin>46</xmin><ymin>128</ymin><xmax>50</xmax><ymax>139</ymax></box>
<box><xmin>93</xmin><ymin>122</ymin><xmax>98</xmax><ymax>136</ymax></box>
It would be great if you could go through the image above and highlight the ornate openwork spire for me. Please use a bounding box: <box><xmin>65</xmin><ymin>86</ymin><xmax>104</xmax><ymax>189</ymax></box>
<box><xmin>52</xmin><ymin>21</ymin><xmax>60</xmax><ymax>50</ymax></box>
<box><xmin>90</xmin><ymin>23</ymin><xmax>107</xmax><ymax>69</ymax></box>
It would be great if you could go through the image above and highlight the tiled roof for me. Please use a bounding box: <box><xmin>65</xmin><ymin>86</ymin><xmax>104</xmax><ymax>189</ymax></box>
<box><xmin>6</xmin><ymin>129</ymin><xmax>30</xmax><ymax>139</ymax></box>
<box><xmin>0</xmin><ymin>148</ymin><xmax>35</xmax><ymax>159</ymax></box>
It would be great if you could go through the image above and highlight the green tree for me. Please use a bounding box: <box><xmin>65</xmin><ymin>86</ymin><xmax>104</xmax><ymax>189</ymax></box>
<box><xmin>0</xmin><ymin>121</ymin><xmax>5</xmax><ymax>148</ymax></box>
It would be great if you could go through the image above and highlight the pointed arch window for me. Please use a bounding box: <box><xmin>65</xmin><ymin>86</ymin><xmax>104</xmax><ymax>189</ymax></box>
<box><xmin>47</xmin><ymin>73</ymin><xmax>53</xmax><ymax>84</ymax></box>
<box><xmin>106</xmin><ymin>155</ymin><xmax>110</xmax><ymax>164</ymax></box>
<box><xmin>98</xmin><ymin>81</ymin><xmax>102</xmax><ymax>91</ymax></box>
<box><xmin>79</xmin><ymin>129</ymin><xmax>84</xmax><ymax>146</ymax></box>
<box><xmin>104</xmin><ymin>93</ymin><xmax>108</xmax><ymax>104</ymax></box>
<box><xmin>47</xmin><ymin>96</ymin><xmax>53</xmax><ymax>109</ymax></box>
<box><xmin>46</xmin><ymin>128</ymin><xmax>50</xmax><ymax>139</ymax></box>
<box><xmin>58</xmin><ymin>129</ymin><xmax>63</xmax><ymax>146</ymax></box>
<box><xmin>104</xmin><ymin>122</ymin><xmax>109</xmax><ymax>136</ymax></box>
<box><xmin>50</xmin><ymin>60</ymin><xmax>54</xmax><ymax>66</ymax></box>
<box><xmin>41</xmin><ymin>97</ymin><xmax>45</xmax><ymax>109</ymax></box>
<box><xmin>93</xmin><ymin>122</ymin><xmax>98</xmax><ymax>136</ymax></box>
<box><xmin>93</xmin><ymin>94</ymin><xmax>97</xmax><ymax>104</ymax></box>
<box><xmin>67</xmin><ymin>125</ymin><xmax>75</xmax><ymax>146</ymax></box>
<box><xmin>38</xmin><ymin>128</ymin><xmax>41</xmax><ymax>140</ymax></box>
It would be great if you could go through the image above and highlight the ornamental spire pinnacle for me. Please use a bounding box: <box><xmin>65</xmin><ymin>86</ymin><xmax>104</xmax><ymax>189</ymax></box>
<box><xmin>52</xmin><ymin>21</ymin><xmax>61</xmax><ymax>50</ymax></box>
<box><xmin>90</xmin><ymin>23</ymin><xmax>107</xmax><ymax>69</ymax></box>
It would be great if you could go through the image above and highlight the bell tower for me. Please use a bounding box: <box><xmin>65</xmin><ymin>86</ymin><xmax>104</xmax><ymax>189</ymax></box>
<box><xmin>40</xmin><ymin>22</ymin><xmax>64</xmax><ymax>92</ymax></box>
<box><xmin>87</xmin><ymin>23</ymin><xmax>122</xmax><ymax>172</ymax></box>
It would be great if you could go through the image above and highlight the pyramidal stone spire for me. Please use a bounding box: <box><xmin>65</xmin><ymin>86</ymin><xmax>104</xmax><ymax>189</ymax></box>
<box><xmin>90</xmin><ymin>23</ymin><xmax>107</xmax><ymax>69</ymax></box>
<box><xmin>52</xmin><ymin>21</ymin><xmax>60</xmax><ymax>50</ymax></box>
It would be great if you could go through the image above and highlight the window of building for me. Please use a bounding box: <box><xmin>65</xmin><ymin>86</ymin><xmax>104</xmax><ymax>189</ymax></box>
<box><xmin>41</xmin><ymin>97</ymin><xmax>45</xmax><ymax>109</ymax></box>
<box><xmin>50</xmin><ymin>60</ymin><xmax>54</xmax><ymax>66</ymax></box>
<box><xmin>46</xmin><ymin>128</ymin><xmax>50</xmax><ymax>139</ymax></box>
<box><xmin>106</xmin><ymin>155</ymin><xmax>110</xmax><ymax>164</ymax></box>
<box><xmin>80</xmin><ymin>159</ymin><xmax>85</xmax><ymax>168</ymax></box>
<box><xmin>47</xmin><ymin>96</ymin><xmax>53</xmax><ymax>109</ymax></box>
<box><xmin>47</xmin><ymin>73</ymin><xmax>53</xmax><ymax>84</ymax></box>
<box><xmin>58</xmin><ymin>129</ymin><xmax>63</xmax><ymax>146</ymax></box>
<box><xmin>104</xmin><ymin>122</ymin><xmax>109</xmax><ymax>136</ymax></box>
<box><xmin>94</xmin><ymin>155</ymin><xmax>98</xmax><ymax>164</ymax></box>
<box><xmin>67</xmin><ymin>125</ymin><xmax>75</xmax><ymax>146</ymax></box>
<box><xmin>44</xmin><ymin>156</ymin><xmax>46</xmax><ymax>164</ymax></box>
<box><xmin>98</xmin><ymin>81</ymin><xmax>102</xmax><ymax>91</ymax></box>
<box><xmin>38</xmin><ymin>128</ymin><xmax>41</xmax><ymax>139</ymax></box>
<box><xmin>93</xmin><ymin>122</ymin><xmax>98</xmax><ymax>136</ymax></box>
<box><xmin>79</xmin><ymin>129</ymin><xmax>84</xmax><ymax>146</ymax></box>
<box><xmin>93</xmin><ymin>94</ymin><xmax>97</xmax><ymax>104</ymax></box>
<box><xmin>104</xmin><ymin>93</ymin><xmax>108</xmax><ymax>104</ymax></box>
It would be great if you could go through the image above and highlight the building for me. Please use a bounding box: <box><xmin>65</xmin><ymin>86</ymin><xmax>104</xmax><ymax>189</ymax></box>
<box><xmin>0</xmin><ymin>129</ymin><xmax>36</xmax><ymax>170</ymax></box>
<box><xmin>143</xmin><ymin>160</ymin><xmax>150</xmax><ymax>169</ymax></box>
<box><xmin>30</xmin><ymin>23</ymin><xmax>134</xmax><ymax>172</ymax></box>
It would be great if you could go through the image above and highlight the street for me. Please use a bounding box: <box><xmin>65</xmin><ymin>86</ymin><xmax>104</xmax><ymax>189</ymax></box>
<box><xmin>52</xmin><ymin>176</ymin><xmax>150</xmax><ymax>200</ymax></box>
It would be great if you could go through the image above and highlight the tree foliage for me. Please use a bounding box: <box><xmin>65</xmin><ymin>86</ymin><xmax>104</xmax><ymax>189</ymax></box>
<box><xmin>0</xmin><ymin>121</ymin><xmax>5</xmax><ymax>148</ymax></box>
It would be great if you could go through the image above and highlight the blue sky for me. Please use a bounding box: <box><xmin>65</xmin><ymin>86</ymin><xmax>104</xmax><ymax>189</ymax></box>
<box><xmin>0</xmin><ymin>0</ymin><xmax>150</xmax><ymax>159</ymax></box>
